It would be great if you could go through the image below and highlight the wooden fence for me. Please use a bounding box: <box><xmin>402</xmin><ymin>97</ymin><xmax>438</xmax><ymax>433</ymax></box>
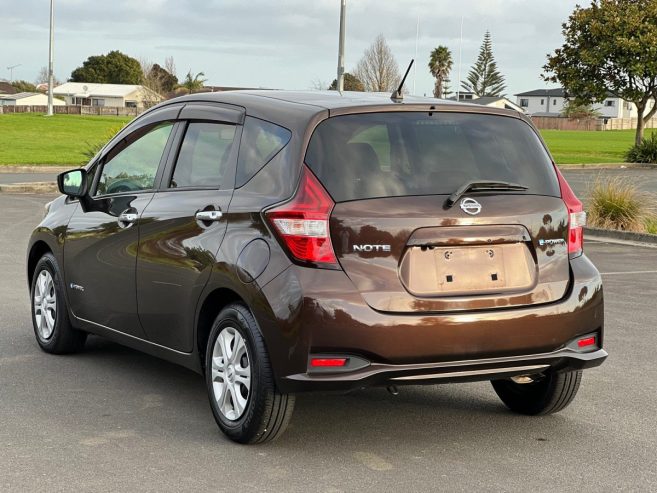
<box><xmin>0</xmin><ymin>105</ymin><xmax>145</xmax><ymax>116</ymax></box>
<box><xmin>531</xmin><ymin>115</ymin><xmax>657</xmax><ymax>131</ymax></box>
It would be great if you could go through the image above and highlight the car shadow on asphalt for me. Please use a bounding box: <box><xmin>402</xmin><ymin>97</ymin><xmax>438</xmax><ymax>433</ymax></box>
<box><xmin>73</xmin><ymin>335</ymin><xmax>576</xmax><ymax>449</ymax></box>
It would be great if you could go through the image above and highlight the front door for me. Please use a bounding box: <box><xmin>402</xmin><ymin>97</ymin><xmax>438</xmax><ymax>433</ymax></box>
<box><xmin>137</xmin><ymin>115</ymin><xmax>241</xmax><ymax>351</ymax></box>
<box><xmin>64</xmin><ymin>121</ymin><xmax>176</xmax><ymax>337</ymax></box>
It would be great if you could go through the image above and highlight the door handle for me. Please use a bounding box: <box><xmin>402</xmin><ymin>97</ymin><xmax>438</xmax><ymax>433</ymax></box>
<box><xmin>118</xmin><ymin>211</ymin><xmax>139</xmax><ymax>227</ymax></box>
<box><xmin>195</xmin><ymin>210</ymin><xmax>223</xmax><ymax>222</ymax></box>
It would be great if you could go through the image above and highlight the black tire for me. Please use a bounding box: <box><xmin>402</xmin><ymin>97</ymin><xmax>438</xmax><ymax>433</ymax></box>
<box><xmin>205</xmin><ymin>303</ymin><xmax>295</xmax><ymax>444</ymax></box>
<box><xmin>30</xmin><ymin>253</ymin><xmax>87</xmax><ymax>354</ymax></box>
<box><xmin>491</xmin><ymin>370</ymin><xmax>582</xmax><ymax>415</ymax></box>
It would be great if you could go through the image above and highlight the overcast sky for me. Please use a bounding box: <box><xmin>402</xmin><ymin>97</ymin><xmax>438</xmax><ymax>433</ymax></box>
<box><xmin>2</xmin><ymin>0</ymin><xmax>581</xmax><ymax>96</ymax></box>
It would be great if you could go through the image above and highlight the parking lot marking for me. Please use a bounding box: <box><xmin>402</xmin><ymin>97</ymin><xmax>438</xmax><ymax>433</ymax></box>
<box><xmin>600</xmin><ymin>270</ymin><xmax>657</xmax><ymax>276</ymax></box>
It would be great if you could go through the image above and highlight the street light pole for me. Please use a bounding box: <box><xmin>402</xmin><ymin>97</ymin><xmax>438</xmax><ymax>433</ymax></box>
<box><xmin>336</xmin><ymin>0</ymin><xmax>346</xmax><ymax>92</ymax></box>
<box><xmin>47</xmin><ymin>0</ymin><xmax>54</xmax><ymax>117</ymax></box>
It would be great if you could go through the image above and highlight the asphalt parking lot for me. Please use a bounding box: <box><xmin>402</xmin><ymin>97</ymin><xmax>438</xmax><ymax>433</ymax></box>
<box><xmin>1</xmin><ymin>194</ymin><xmax>656</xmax><ymax>492</ymax></box>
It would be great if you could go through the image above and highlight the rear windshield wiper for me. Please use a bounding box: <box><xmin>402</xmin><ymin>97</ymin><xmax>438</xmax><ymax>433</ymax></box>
<box><xmin>445</xmin><ymin>180</ymin><xmax>528</xmax><ymax>208</ymax></box>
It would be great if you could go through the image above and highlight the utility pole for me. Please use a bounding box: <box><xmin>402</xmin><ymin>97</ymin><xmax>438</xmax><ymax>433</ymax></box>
<box><xmin>336</xmin><ymin>0</ymin><xmax>346</xmax><ymax>92</ymax></box>
<box><xmin>47</xmin><ymin>0</ymin><xmax>55</xmax><ymax>116</ymax></box>
<box><xmin>7</xmin><ymin>64</ymin><xmax>21</xmax><ymax>82</ymax></box>
<box><xmin>413</xmin><ymin>15</ymin><xmax>419</xmax><ymax>95</ymax></box>
<box><xmin>456</xmin><ymin>15</ymin><xmax>464</xmax><ymax>102</ymax></box>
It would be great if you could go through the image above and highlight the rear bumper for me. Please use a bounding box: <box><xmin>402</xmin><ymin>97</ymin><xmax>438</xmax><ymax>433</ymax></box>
<box><xmin>256</xmin><ymin>253</ymin><xmax>604</xmax><ymax>394</ymax></box>
<box><xmin>284</xmin><ymin>347</ymin><xmax>607</xmax><ymax>392</ymax></box>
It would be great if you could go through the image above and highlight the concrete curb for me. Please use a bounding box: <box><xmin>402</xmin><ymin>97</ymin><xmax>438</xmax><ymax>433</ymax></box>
<box><xmin>585</xmin><ymin>226</ymin><xmax>657</xmax><ymax>247</ymax></box>
<box><xmin>0</xmin><ymin>182</ymin><xmax>58</xmax><ymax>194</ymax></box>
<box><xmin>558</xmin><ymin>163</ymin><xmax>657</xmax><ymax>170</ymax></box>
<box><xmin>0</xmin><ymin>166</ymin><xmax>76</xmax><ymax>173</ymax></box>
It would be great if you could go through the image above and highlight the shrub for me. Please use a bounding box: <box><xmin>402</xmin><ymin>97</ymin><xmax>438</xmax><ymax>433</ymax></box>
<box><xmin>645</xmin><ymin>216</ymin><xmax>657</xmax><ymax>235</ymax></box>
<box><xmin>625</xmin><ymin>132</ymin><xmax>657</xmax><ymax>163</ymax></box>
<box><xmin>587</xmin><ymin>177</ymin><xmax>655</xmax><ymax>232</ymax></box>
<box><xmin>82</xmin><ymin>123</ymin><xmax>125</xmax><ymax>163</ymax></box>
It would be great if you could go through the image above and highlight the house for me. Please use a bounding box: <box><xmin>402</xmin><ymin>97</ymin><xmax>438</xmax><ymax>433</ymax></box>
<box><xmin>0</xmin><ymin>92</ymin><xmax>65</xmax><ymax>106</ymax></box>
<box><xmin>515</xmin><ymin>88</ymin><xmax>654</xmax><ymax>119</ymax></box>
<box><xmin>471</xmin><ymin>96</ymin><xmax>525</xmax><ymax>113</ymax></box>
<box><xmin>53</xmin><ymin>83</ymin><xmax>162</xmax><ymax>109</ymax></box>
<box><xmin>0</xmin><ymin>81</ymin><xmax>18</xmax><ymax>95</ymax></box>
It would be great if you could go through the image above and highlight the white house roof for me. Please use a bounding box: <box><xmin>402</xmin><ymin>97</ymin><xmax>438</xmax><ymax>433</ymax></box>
<box><xmin>0</xmin><ymin>92</ymin><xmax>40</xmax><ymax>100</ymax></box>
<box><xmin>53</xmin><ymin>82</ymin><xmax>145</xmax><ymax>98</ymax></box>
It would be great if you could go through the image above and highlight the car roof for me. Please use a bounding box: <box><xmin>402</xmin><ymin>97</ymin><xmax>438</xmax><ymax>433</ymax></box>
<box><xmin>169</xmin><ymin>90</ymin><xmax>522</xmax><ymax>118</ymax></box>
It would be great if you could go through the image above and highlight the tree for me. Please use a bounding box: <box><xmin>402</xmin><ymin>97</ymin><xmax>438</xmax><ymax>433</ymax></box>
<box><xmin>544</xmin><ymin>0</ymin><xmax>657</xmax><ymax>145</ymax></box>
<box><xmin>11</xmin><ymin>80</ymin><xmax>37</xmax><ymax>92</ymax></box>
<box><xmin>442</xmin><ymin>79</ymin><xmax>453</xmax><ymax>98</ymax></box>
<box><xmin>354</xmin><ymin>35</ymin><xmax>401</xmax><ymax>92</ymax></box>
<box><xmin>428</xmin><ymin>46</ymin><xmax>453</xmax><ymax>99</ymax></box>
<box><xmin>141</xmin><ymin>59</ymin><xmax>178</xmax><ymax>95</ymax></box>
<box><xmin>329</xmin><ymin>73</ymin><xmax>365</xmax><ymax>91</ymax></box>
<box><xmin>561</xmin><ymin>100</ymin><xmax>601</xmax><ymax>119</ymax></box>
<box><xmin>462</xmin><ymin>31</ymin><xmax>506</xmax><ymax>97</ymax></box>
<box><xmin>180</xmin><ymin>71</ymin><xmax>207</xmax><ymax>94</ymax></box>
<box><xmin>35</xmin><ymin>66</ymin><xmax>61</xmax><ymax>88</ymax></box>
<box><xmin>70</xmin><ymin>51</ymin><xmax>143</xmax><ymax>84</ymax></box>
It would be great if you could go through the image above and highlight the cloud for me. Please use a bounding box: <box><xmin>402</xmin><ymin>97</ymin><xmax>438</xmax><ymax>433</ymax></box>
<box><xmin>1</xmin><ymin>0</ymin><xmax>579</xmax><ymax>95</ymax></box>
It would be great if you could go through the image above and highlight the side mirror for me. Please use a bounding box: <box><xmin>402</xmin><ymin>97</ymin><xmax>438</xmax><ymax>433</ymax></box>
<box><xmin>57</xmin><ymin>169</ymin><xmax>88</xmax><ymax>198</ymax></box>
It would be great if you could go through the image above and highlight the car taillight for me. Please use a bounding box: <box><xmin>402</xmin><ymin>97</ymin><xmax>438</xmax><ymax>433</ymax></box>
<box><xmin>266</xmin><ymin>165</ymin><xmax>338</xmax><ymax>267</ymax></box>
<box><xmin>555</xmin><ymin>166</ymin><xmax>585</xmax><ymax>256</ymax></box>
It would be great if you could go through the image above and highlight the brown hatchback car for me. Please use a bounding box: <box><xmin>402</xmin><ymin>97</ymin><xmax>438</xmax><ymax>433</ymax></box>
<box><xmin>28</xmin><ymin>91</ymin><xmax>606</xmax><ymax>443</ymax></box>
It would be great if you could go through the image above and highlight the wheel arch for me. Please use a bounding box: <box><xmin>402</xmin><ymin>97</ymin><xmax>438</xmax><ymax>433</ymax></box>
<box><xmin>27</xmin><ymin>240</ymin><xmax>54</xmax><ymax>288</ymax></box>
<box><xmin>196</xmin><ymin>287</ymin><xmax>244</xmax><ymax>370</ymax></box>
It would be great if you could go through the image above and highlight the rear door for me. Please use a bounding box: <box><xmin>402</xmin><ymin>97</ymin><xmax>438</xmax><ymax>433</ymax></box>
<box><xmin>136</xmin><ymin>103</ymin><xmax>243</xmax><ymax>352</ymax></box>
<box><xmin>305</xmin><ymin>111</ymin><xmax>570</xmax><ymax>313</ymax></box>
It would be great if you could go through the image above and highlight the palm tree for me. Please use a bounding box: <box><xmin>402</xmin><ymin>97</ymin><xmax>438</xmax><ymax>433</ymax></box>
<box><xmin>428</xmin><ymin>46</ymin><xmax>453</xmax><ymax>99</ymax></box>
<box><xmin>181</xmin><ymin>70</ymin><xmax>207</xmax><ymax>94</ymax></box>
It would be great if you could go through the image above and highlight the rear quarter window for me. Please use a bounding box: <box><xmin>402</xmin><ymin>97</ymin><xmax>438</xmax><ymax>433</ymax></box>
<box><xmin>305</xmin><ymin>112</ymin><xmax>559</xmax><ymax>202</ymax></box>
<box><xmin>236</xmin><ymin>116</ymin><xmax>291</xmax><ymax>187</ymax></box>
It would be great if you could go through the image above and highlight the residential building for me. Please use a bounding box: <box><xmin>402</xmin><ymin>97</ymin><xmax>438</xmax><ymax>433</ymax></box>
<box><xmin>515</xmin><ymin>88</ymin><xmax>654</xmax><ymax>119</ymax></box>
<box><xmin>471</xmin><ymin>96</ymin><xmax>525</xmax><ymax>113</ymax></box>
<box><xmin>53</xmin><ymin>83</ymin><xmax>162</xmax><ymax>109</ymax></box>
<box><xmin>0</xmin><ymin>92</ymin><xmax>65</xmax><ymax>106</ymax></box>
<box><xmin>0</xmin><ymin>81</ymin><xmax>18</xmax><ymax>95</ymax></box>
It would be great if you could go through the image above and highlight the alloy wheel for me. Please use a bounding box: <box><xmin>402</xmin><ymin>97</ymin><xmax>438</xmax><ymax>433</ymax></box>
<box><xmin>211</xmin><ymin>326</ymin><xmax>251</xmax><ymax>421</ymax></box>
<box><xmin>33</xmin><ymin>270</ymin><xmax>56</xmax><ymax>340</ymax></box>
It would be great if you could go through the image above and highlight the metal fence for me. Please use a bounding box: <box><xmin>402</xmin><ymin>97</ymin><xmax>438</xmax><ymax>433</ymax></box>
<box><xmin>0</xmin><ymin>105</ymin><xmax>144</xmax><ymax>116</ymax></box>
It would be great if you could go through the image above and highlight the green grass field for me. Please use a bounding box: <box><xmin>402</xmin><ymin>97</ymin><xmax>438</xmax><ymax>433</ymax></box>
<box><xmin>0</xmin><ymin>113</ymin><xmax>132</xmax><ymax>165</ymax></box>
<box><xmin>540</xmin><ymin>128</ymin><xmax>656</xmax><ymax>164</ymax></box>
<box><xmin>0</xmin><ymin>113</ymin><xmax>653</xmax><ymax>165</ymax></box>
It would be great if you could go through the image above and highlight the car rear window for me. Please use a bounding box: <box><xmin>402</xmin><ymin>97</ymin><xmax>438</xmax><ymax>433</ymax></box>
<box><xmin>305</xmin><ymin>112</ymin><xmax>559</xmax><ymax>202</ymax></box>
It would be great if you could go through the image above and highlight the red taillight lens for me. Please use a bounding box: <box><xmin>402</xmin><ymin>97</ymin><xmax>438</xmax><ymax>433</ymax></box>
<box><xmin>266</xmin><ymin>165</ymin><xmax>338</xmax><ymax>267</ymax></box>
<box><xmin>554</xmin><ymin>166</ymin><xmax>586</xmax><ymax>256</ymax></box>
<box><xmin>310</xmin><ymin>358</ymin><xmax>347</xmax><ymax>367</ymax></box>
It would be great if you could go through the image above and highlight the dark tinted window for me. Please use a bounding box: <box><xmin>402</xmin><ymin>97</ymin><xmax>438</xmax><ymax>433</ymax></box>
<box><xmin>305</xmin><ymin>112</ymin><xmax>559</xmax><ymax>202</ymax></box>
<box><xmin>170</xmin><ymin>122</ymin><xmax>236</xmax><ymax>189</ymax></box>
<box><xmin>96</xmin><ymin>122</ymin><xmax>173</xmax><ymax>196</ymax></box>
<box><xmin>236</xmin><ymin>116</ymin><xmax>291</xmax><ymax>187</ymax></box>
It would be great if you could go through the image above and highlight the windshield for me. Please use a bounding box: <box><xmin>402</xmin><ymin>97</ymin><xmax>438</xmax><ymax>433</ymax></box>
<box><xmin>305</xmin><ymin>112</ymin><xmax>560</xmax><ymax>202</ymax></box>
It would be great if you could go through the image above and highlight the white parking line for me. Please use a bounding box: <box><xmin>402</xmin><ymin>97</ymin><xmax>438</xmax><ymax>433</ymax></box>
<box><xmin>600</xmin><ymin>270</ymin><xmax>657</xmax><ymax>276</ymax></box>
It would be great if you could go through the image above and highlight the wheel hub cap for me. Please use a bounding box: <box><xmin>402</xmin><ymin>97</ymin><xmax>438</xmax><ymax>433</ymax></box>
<box><xmin>211</xmin><ymin>326</ymin><xmax>251</xmax><ymax>421</ymax></box>
<box><xmin>33</xmin><ymin>270</ymin><xmax>56</xmax><ymax>340</ymax></box>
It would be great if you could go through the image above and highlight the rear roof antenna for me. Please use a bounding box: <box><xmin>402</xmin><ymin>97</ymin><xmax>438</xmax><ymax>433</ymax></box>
<box><xmin>391</xmin><ymin>59</ymin><xmax>414</xmax><ymax>103</ymax></box>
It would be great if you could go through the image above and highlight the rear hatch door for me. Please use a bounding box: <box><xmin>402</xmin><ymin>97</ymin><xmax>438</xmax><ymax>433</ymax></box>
<box><xmin>305</xmin><ymin>110</ymin><xmax>570</xmax><ymax>313</ymax></box>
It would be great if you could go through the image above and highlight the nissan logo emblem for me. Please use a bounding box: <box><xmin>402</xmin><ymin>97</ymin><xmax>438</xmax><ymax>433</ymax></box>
<box><xmin>460</xmin><ymin>198</ymin><xmax>482</xmax><ymax>215</ymax></box>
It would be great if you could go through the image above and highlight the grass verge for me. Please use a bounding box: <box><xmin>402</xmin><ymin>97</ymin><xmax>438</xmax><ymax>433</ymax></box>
<box><xmin>0</xmin><ymin>113</ymin><xmax>133</xmax><ymax>165</ymax></box>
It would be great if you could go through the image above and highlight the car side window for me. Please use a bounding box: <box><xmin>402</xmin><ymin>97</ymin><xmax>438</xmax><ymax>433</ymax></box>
<box><xmin>170</xmin><ymin>122</ymin><xmax>237</xmax><ymax>189</ymax></box>
<box><xmin>235</xmin><ymin>116</ymin><xmax>291</xmax><ymax>188</ymax></box>
<box><xmin>95</xmin><ymin>122</ymin><xmax>174</xmax><ymax>196</ymax></box>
